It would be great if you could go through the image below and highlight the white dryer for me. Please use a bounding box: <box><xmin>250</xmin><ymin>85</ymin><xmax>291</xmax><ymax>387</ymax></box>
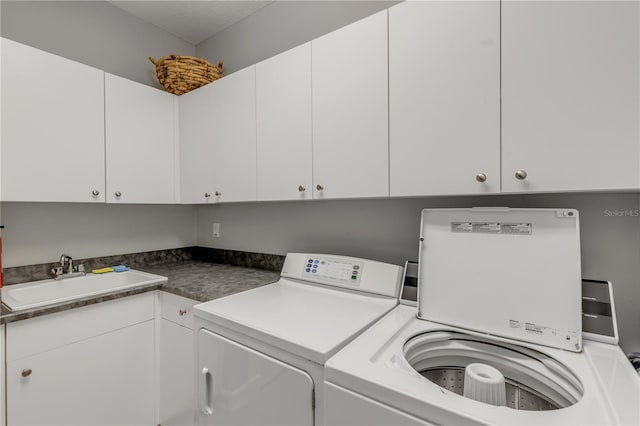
<box><xmin>193</xmin><ymin>253</ymin><xmax>403</xmax><ymax>426</ymax></box>
<box><xmin>324</xmin><ymin>208</ymin><xmax>640</xmax><ymax>425</ymax></box>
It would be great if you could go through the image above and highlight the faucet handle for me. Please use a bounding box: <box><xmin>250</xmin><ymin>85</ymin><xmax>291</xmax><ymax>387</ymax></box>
<box><xmin>50</xmin><ymin>266</ymin><xmax>64</xmax><ymax>278</ymax></box>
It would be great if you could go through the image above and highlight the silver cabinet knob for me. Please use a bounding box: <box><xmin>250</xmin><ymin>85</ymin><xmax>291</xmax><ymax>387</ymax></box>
<box><xmin>316</xmin><ymin>184</ymin><xmax>324</xmax><ymax>191</ymax></box>
<box><xmin>515</xmin><ymin>170</ymin><xmax>528</xmax><ymax>180</ymax></box>
<box><xmin>204</xmin><ymin>193</ymin><xmax>211</xmax><ymax>198</ymax></box>
<box><xmin>215</xmin><ymin>191</ymin><xmax>222</xmax><ymax>196</ymax></box>
<box><xmin>21</xmin><ymin>368</ymin><xmax>32</xmax><ymax>377</ymax></box>
<box><xmin>476</xmin><ymin>173</ymin><xmax>487</xmax><ymax>183</ymax></box>
<box><xmin>179</xmin><ymin>309</ymin><xmax>187</xmax><ymax>316</ymax></box>
<box><xmin>298</xmin><ymin>185</ymin><xmax>306</xmax><ymax>192</ymax></box>
<box><xmin>92</xmin><ymin>190</ymin><xmax>100</xmax><ymax>196</ymax></box>
<box><xmin>115</xmin><ymin>191</ymin><xmax>122</xmax><ymax>198</ymax></box>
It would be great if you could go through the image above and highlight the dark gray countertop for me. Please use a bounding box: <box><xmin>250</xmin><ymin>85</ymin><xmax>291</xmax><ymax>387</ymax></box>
<box><xmin>141</xmin><ymin>261</ymin><xmax>281</xmax><ymax>302</ymax></box>
<box><xmin>0</xmin><ymin>260</ymin><xmax>281</xmax><ymax>324</ymax></box>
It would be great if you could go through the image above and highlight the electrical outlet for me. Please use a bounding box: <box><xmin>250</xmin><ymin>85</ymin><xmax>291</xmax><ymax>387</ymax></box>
<box><xmin>212</xmin><ymin>223</ymin><xmax>220</xmax><ymax>238</ymax></box>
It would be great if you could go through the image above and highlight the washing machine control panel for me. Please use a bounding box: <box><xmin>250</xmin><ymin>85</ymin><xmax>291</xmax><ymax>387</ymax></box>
<box><xmin>302</xmin><ymin>257</ymin><xmax>363</xmax><ymax>286</ymax></box>
<box><xmin>281</xmin><ymin>253</ymin><xmax>402</xmax><ymax>297</ymax></box>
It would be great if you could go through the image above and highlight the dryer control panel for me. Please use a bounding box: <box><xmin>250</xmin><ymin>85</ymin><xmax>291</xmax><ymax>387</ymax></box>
<box><xmin>280</xmin><ymin>253</ymin><xmax>403</xmax><ymax>298</ymax></box>
<box><xmin>301</xmin><ymin>256</ymin><xmax>363</xmax><ymax>285</ymax></box>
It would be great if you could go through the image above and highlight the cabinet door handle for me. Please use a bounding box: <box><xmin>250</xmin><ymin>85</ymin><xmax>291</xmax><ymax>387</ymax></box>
<box><xmin>179</xmin><ymin>309</ymin><xmax>187</xmax><ymax>316</ymax></box>
<box><xmin>515</xmin><ymin>170</ymin><xmax>528</xmax><ymax>180</ymax></box>
<box><xmin>316</xmin><ymin>184</ymin><xmax>324</xmax><ymax>191</ymax></box>
<box><xmin>21</xmin><ymin>368</ymin><xmax>32</xmax><ymax>377</ymax></box>
<box><xmin>204</xmin><ymin>193</ymin><xmax>211</xmax><ymax>198</ymax></box>
<box><xmin>476</xmin><ymin>173</ymin><xmax>487</xmax><ymax>183</ymax></box>
<box><xmin>298</xmin><ymin>185</ymin><xmax>306</xmax><ymax>192</ymax></box>
<box><xmin>92</xmin><ymin>190</ymin><xmax>100</xmax><ymax>197</ymax></box>
<box><xmin>200</xmin><ymin>367</ymin><xmax>213</xmax><ymax>416</ymax></box>
<box><xmin>215</xmin><ymin>191</ymin><xmax>222</xmax><ymax>197</ymax></box>
<box><xmin>115</xmin><ymin>191</ymin><xmax>122</xmax><ymax>198</ymax></box>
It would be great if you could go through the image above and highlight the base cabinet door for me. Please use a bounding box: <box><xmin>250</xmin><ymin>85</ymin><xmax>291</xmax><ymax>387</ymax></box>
<box><xmin>159</xmin><ymin>319</ymin><xmax>195</xmax><ymax>426</ymax></box>
<box><xmin>196</xmin><ymin>329</ymin><xmax>313</xmax><ymax>426</ymax></box>
<box><xmin>6</xmin><ymin>320</ymin><xmax>155</xmax><ymax>426</ymax></box>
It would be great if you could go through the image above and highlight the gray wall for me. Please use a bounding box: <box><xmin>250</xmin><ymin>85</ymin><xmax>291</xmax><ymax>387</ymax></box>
<box><xmin>0</xmin><ymin>1</ymin><xmax>195</xmax><ymax>87</ymax></box>
<box><xmin>196</xmin><ymin>1</ymin><xmax>399</xmax><ymax>74</ymax></box>
<box><xmin>197</xmin><ymin>193</ymin><xmax>640</xmax><ymax>353</ymax></box>
<box><xmin>3</xmin><ymin>203</ymin><xmax>198</xmax><ymax>267</ymax></box>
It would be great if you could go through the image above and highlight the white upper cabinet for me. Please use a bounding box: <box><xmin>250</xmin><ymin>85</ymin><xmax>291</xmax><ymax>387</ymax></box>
<box><xmin>212</xmin><ymin>66</ymin><xmax>257</xmax><ymax>203</ymax></box>
<box><xmin>256</xmin><ymin>44</ymin><xmax>313</xmax><ymax>201</ymax></box>
<box><xmin>502</xmin><ymin>1</ymin><xmax>640</xmax><ymax>193</ymax></box>
<box><xmin>389</xmin><ymin>1</ymin><xmax>500</xmax><ymax>196</ymax></box>
<box><xmin>180</xmin><ymin>66</ymin><xmax>257</xmax><ymax>204</ymax></box>
<box><xmin>1</xmin><ymin>38</ymin><xmax>105</xmax><ymax>202</ymax></box>
<box><xmin>105</xmin><ymin>73</ymin><xmax>178</xmax><ymax>204</ymax></box>
<box><xmin>180</xmin><ymin>77</ymin><xmax>217</xmax><ymax>204</ymax></box>
<box><xmin>312</xmin><ymin>11</ymin><xmax>389</xmax><ymax>199</ymax></box>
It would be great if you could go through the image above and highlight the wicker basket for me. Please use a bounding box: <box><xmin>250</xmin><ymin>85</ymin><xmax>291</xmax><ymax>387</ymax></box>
<box><xmin>149</xmin><ymin>55</ymin><xmax>223</xmax><ymax>95</ymax></box>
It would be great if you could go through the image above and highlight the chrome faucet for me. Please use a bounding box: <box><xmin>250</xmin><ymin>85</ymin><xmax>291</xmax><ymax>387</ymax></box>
<box><xmin>60</xmin><ymin>254</ymin><xmax>72</xmax><ymax>273</ymax></box>
<box><xmin>51</xmin><ymin>254</ymin><xmax>86</xmax><ymax>279</ymax></box>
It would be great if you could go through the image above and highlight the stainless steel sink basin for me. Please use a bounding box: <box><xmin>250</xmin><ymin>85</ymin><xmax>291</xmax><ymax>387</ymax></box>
<box><xmin>1</xmin><ymin>270</ymin><xmax>167</xmax><ymax>312</ymax></box>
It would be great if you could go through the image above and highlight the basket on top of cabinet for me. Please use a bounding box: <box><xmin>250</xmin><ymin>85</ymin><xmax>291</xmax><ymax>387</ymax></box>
<box><xmin>149</xmin><ymin>55</ymin><xmax>223</xmax><ymax>95</ymax></box>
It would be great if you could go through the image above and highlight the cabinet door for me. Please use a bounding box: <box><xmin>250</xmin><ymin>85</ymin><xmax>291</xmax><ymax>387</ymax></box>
<box><xmin>312</xmin><ymin>11</ymin><xmax>389</xmax><ymax>199</ymax></box>
<box><xmin>105</xmin><ymin>73</ymin><xmax>177</xmax><ymax>204</ymax></box>
<box><xmin>256</xmin><ymin>44</ymin><xmax>312</xmax><ymax>201</ymax></box>
<box><xmin>197</xmin><ymin>329</ymin><xmax>313</xmax><ymax>426</ymax></box>
<box><xmin>389</xmin><ymin>1</ymin><xmax>500</xmax><ymax>196</ymax></box>
<box><xmin>180</xmin><ymin>80</ymin><xmax>217</xmax><ymax>204</ymax></box>
<box><xmin>1</xmin><ymin>38</ymin><xmax>105</xmax><ymax>202</ymax></box>
<box><xmin>211</xmin><ymin>66</ymin><xmax>257</xmax><ymax>203</ymax></box>
<box><xmin>180</xmin><ymin>67</ymin><xmax>257</xmax><ymax>204</ymax></box>
<box><xmin>502</xmin><ymin>1</ymin><xmax>640</xmax><ymax>192</ymax></box>
<box><xmin>6</xmin><ymin>321</ymin><xmax>155</xmax><ymax>426</ymax></box>
<box><xmin>159</xmin><ymin>319</ymin><xmax>195</xmax><ymax>426</ymax></box>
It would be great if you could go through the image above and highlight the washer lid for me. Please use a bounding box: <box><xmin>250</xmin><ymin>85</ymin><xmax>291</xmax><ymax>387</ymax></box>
<box><xmin>418</xmin><ymin>208</ymin><xmax>582</xmax><ymax>352</ymax></box>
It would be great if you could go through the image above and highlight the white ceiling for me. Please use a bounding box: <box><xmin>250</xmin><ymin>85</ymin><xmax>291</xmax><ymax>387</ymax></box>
<box><xmin>109</xmin><ymin>1</ymin><xmax>273</xmax><ymax>45</ymax></box>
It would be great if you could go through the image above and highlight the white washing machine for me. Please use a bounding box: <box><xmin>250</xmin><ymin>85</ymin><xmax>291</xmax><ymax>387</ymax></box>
<box><xmin>324</xmin><ymin>208</ymin><xmax>640</xmax><ymax>425</ymax></box>
<box><xmin>193</xmin><ymin>253</ymin><xmax>403</xmax><ymax>426</ymax></box>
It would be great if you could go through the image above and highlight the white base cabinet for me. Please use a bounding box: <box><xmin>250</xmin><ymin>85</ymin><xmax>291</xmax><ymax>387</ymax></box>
<box><xmin>7</xmin><ymin>321</ymin><xmax>155</xmax><ymax>426</ymax></box>
<box><xmin>159</xmin><ymin>292</ymin><xmax>198</xmax><ymax>426</ymax></box>
<box><xmin>160</xmin><ymin>320</ymin><xmax>195</xmax><ymax>426</ymax></box>
<box><xmin>5</xmin><ymin>293</ymin><xmax>155</xmax><ymax>426</ymax></box>
<box><xmin>3</xmin><ymin>291</ymin><xmax>202</xmax><ymax>426</ymax></box>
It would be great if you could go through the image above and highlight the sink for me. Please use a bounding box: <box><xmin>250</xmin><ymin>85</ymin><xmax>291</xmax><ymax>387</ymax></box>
<box><xmin>1</xmin><ymin>270</ymin><xmax>167</xmax><ymax>312</ymax></box>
